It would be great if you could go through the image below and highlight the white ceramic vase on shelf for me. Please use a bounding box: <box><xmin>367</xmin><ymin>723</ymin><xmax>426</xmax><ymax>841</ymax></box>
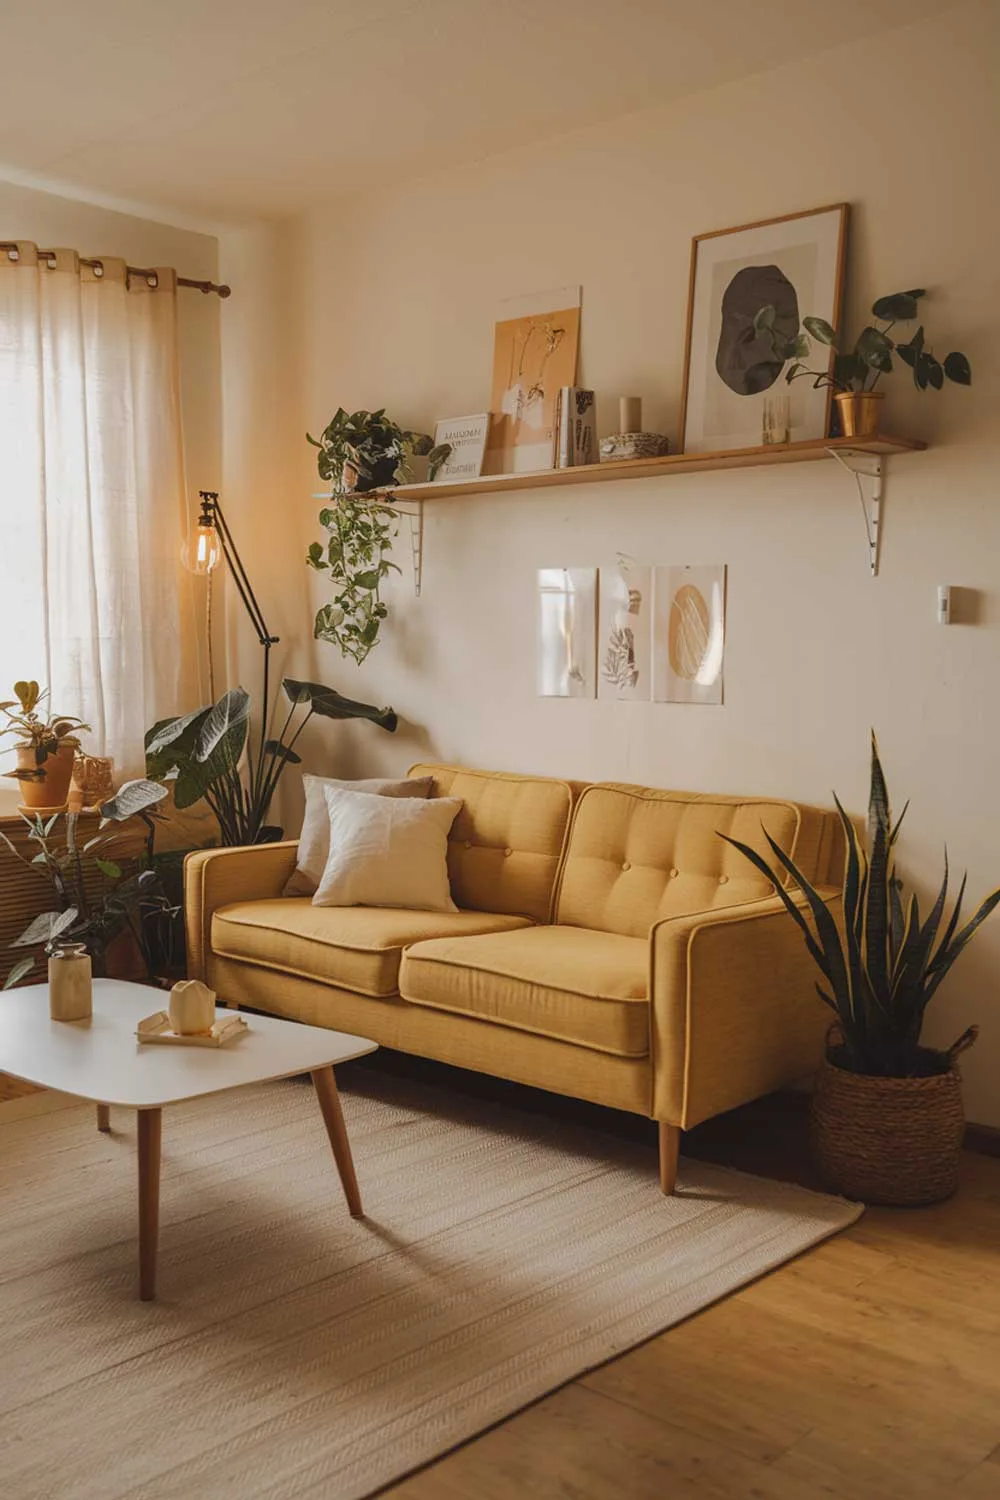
<box><xmin>48</xmin><ymin>945</ymin><xmax>93</xmax><ymax>1022</ymax></box>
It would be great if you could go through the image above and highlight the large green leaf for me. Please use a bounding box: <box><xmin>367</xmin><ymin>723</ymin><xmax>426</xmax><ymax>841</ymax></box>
<box><xmin>100</xmin><ymin>779</ymin><xmax>169</xmax><ymax>823</ymax></box>
<box><xmin>282</xmin><ymin>679</ymin><xmax>397</xmax><ymax>733</ymax></box>
<box><xmin>193</xmin><ymin>688</ymin><xmax>252</xmax><ymax>765</ymax></box>
<box><xmin>803</xmin><ymin>316</ymin><xmax>836</xmax><ymax>345</ymax></box>
<box><xmin>943</xmin><ymin>351</ymin><xmax>971</xmax><ymax>386</ymax></box>
<box><xmin>855</xmin><ymin>326</ymin><xmax>894</xmax><ymax>372</ymax></box>
<box><xmin>2</xmin><ymin>956</ymin><xmax>34</xmax><ymax>990</ymax></box>
<box><xmin>12</xmin><ymin>907</ymin><xmax>79</xmax><ymax>948</ymax></box>
<box><xmin>145</xmin><ymin>706</ymin><xmax>212</xmax><ymax>779</ymax></box>
<box><xmin>871</xmin><ymin>290</ymin><xmax>924</xmax><ymax>321</ymax></box>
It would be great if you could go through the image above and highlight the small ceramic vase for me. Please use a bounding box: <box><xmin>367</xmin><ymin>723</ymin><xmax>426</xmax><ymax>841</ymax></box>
<box><xmin>49</xmin><ymin>944</ymin><xmax>93</xmax><ymax>1022</ymax></box>
<box><xmin>169</xmin><ymin>979</ymin><xmax>217</xmax><ymax>1035</ymax></box>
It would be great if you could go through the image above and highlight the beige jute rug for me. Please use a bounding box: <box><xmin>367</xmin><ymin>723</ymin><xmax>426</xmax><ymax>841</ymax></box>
<box><xmin>0</xmin><ymin>1071</ymin><xmax>860</xmax><ymax>1500</ymax></box>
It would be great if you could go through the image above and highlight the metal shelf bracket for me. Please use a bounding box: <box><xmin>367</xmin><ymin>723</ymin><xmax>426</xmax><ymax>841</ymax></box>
<box><xmin>392</xmin><ymin>498</ymin><xmax>424</xmax><ymax>597</ymax></box>
<box><xmin>826</xmin><ymin>447</ymin><xmax>884</xmax><ymax>577</ymax></box>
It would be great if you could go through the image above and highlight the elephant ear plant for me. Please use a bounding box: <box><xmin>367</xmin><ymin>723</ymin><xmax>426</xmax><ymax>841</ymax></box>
<box><xmin>145</xmin><ymin>679</ymin><xmax>397</xmax><ymax>847</ymax></box>
<box><xmin>722</xmin><ymin>734</ymin><xmax>1000</xmax><ymax>1079</ymax></box>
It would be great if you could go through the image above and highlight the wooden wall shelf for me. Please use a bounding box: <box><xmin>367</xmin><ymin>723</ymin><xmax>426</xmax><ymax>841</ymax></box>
<box><xmin>385</xmin><ymin>433</ymin><xmax>925</xmax><ymax>502</ymax></box>
<box><xmin>313</xmin><ymin>431</ymin><xmax>924</xmax><ymax>591</ymax></box>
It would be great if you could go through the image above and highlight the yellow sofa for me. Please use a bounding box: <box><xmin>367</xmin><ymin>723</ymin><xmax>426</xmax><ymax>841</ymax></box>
<box><xmin>185</xmin><ymin>764</ymin><xmax>843</xmax><ymax>1191</ymax></box>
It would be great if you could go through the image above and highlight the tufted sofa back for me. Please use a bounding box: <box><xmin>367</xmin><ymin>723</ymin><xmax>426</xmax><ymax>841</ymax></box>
<box><xmin>555</xmin><ymin>783</ymin><xmax>840</xmax><ymax>938</ymax></box>
<box><xmin>409</xmin><ymin>764</ymin><xmax>575</xmax><ymax>923</ymax></box>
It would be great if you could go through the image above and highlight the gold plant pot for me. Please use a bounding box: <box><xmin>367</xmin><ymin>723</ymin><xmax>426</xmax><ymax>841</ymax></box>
<box><xmin>834</xmin><ymin>389</ymin><xmax>884</xmax><ymax>438</ymax></box>
<box><xmin>15</xmin><ymin>742</ymin><xmax>76</xmax><ymax>812</ymax></box>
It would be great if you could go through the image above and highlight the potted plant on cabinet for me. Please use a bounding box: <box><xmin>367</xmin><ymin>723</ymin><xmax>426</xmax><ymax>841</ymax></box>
<box><xmin>756</xmin><ymin>288</ymin><xmax>971</xmax><ymax>437</ymax></box>
<box><xmin>723</xmin><ymin>735</ymin><xmax>999</xmax><ymax>1205</ymax></box>
<box><xmin>0</xmin><ymin>681</ymin><xmax>89</xmax><ymax>812</ymax></box>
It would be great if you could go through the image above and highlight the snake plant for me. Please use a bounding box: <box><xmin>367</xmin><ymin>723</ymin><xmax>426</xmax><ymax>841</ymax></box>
<box><xmin>722</xmin><ymin>734</ymin><xmax>1000</xmax><ymax>1077</ymax></box>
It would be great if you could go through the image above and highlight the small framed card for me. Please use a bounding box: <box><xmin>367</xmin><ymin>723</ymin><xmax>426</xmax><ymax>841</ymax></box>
<box><xmin>431</xmin><ymin>413</ymin><xmax>491</xmax><ymax>482</ymax></box>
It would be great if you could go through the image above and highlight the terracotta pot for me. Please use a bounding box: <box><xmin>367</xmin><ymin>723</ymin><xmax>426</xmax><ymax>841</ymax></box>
<box><xmin>15</xmin><ymin>742</ymin><xmax>76</xmax><ymax>811</ymax></box>
<box><xmin>811</xmin><ymin>1053</ymin><xmax>965</xmax><ymax>1205</ymax></box>
<box><xmin>834</xmin><ymin>389</ymin><xmax>884</xmax><ymax>439</ymax></box>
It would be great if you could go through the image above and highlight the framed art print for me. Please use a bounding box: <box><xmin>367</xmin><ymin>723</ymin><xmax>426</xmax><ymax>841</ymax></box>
<box><xmin>536</xmin><ymin>567</ymin><xmax>597</xmax><ymax>698</ymax></box>
<box><xmin>678</xmin><ymin>204</ymin><xmax>848</xmax><ymax>454</ymax></box>
<box><xmin>653</xmin><ymin>565</ymin><xmax>727</xmax><ymax>706</ymax></box>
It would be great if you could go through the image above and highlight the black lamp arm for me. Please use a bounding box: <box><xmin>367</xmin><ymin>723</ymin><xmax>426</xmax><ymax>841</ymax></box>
<box><xmin>199</xmin><ymin>491</ymin><xmax>279</xmax><ymax>650</ymax></box>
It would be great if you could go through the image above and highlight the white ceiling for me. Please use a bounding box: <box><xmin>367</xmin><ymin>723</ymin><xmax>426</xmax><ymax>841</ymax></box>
<box><xmin>0</xmin><ymin>0</ymin><xmax>959</xmax><ymax>227</ymax></box>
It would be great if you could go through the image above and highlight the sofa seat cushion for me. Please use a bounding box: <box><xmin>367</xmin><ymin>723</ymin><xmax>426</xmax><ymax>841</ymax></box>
<box><xmin>211</xmin><ymin>900</ymin><xmax>533</xmax><ymax>999</ymax></box>
<box><xmin>399</xmin><ymin>926</ymin><xmax>649</xmax><ymax>1058</ymax></box>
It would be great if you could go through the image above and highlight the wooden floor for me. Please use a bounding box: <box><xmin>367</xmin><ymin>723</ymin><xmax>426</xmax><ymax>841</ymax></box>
<box><xmin>4</xmin><ymin>1064</ymin><xmax>999</xmax><ymax>1498</ymax></box>
<box><xmin>367</xmin><ymin>1058</ymin><xmax>1000</xmax><ymax>1500</ymax></box>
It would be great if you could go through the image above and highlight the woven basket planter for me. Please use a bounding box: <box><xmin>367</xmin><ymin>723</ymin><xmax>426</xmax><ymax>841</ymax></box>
<box><xmin>810</xmin><ymin>1055</ymin><xmax>965</xmax><ymax>1206</ymax></box>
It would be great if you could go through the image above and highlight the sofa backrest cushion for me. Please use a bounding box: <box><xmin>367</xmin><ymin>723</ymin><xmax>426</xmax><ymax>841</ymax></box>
<box><xmin>409</xmin><ymin>764</ymin><xmax>574</xmax><ymax>922</ymax></box>
<box><xmin>555</xmin><ymin>783</ymin><xmax>838</xmax><ymax>938</ymax></box>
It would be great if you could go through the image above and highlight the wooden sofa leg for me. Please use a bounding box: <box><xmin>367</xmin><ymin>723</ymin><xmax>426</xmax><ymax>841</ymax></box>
<box><xmin>658</xmin><ymin>1122</ymin><xmax>680</xmax><ymax>1194</ymax></box>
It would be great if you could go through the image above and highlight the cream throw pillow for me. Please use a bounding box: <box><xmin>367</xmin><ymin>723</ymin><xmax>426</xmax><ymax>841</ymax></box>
<box><xmin>312</xmin><ymin>786</ymin><xmax>462</xmax><ymax>912</ymax></box>
<box><xmin>284</xmin><ymin>774</ymin><xmax>434</xmax><ymax>896</ymax></box>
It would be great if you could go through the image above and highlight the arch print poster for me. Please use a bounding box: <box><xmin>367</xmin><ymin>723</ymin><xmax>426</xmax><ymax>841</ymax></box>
<box><xmin>678</xmin><ymin>204</ymin><xmax>847</xmax><ymax>454</ymax></box>
<box><xmin>653</xmin><ymin>565</ymin><xmax>727</xmax><ymax>705</ymax></box>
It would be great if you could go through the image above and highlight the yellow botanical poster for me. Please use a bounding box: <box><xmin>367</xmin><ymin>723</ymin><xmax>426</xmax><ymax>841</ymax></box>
<box><xmin>488</xmin><ymin>287</ymin><xmax>581</xmax><ymax>473</ymax></box>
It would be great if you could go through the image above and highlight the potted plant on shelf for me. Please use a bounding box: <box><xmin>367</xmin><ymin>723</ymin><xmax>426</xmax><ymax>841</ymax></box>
<box><xmin>0</xmin><ymin>681</ymin><xmax>89</xmax><ymax>812</ymax></box>
<box><xmin>306</xmin><ymin>409</ymin><xmax>440</xmax><ymax>664</ymax></box>
<box><xmin>755</xmin><ymin>289</ymin><xmax>971</xmax><ymax>438</ymax></box>
<box><xmin>723</xmin><ymin>734</ymin><xmax>999</xmax><ymax>1205</ymax></box>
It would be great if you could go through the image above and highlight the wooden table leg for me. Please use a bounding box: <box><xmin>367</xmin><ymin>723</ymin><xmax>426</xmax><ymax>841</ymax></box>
<box><xmin>96</xmin><ymin>1103</ymin><xmax>110</xmax><ymax>1132</ymax></box>
<box><xmin>137</xmin><ymin>1108</ymin><xmax>162</xmax><ymax>1301</ymax></box>
<box><xmin>311</xmin><ymin>1066</ymin><xmax>363</xmax><ymax>1218</ymax></box>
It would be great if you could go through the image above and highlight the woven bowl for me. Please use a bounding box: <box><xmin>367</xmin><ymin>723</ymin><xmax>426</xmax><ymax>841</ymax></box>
<box><xmin>810</xmin><ymin>1055</ymin><xmax>965</xmax><ymax>1206</ymax></box>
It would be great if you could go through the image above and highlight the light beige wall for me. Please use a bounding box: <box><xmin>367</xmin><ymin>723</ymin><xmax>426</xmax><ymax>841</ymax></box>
<box><xmin>279</xmin><ymin>1</ymin><xmax>1000</xmax><ymax>1119</ymax></box>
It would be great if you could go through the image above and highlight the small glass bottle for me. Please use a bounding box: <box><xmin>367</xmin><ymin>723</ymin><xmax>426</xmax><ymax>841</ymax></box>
<box><xmin>48</xmin><ymin>943</ymin><xmax>93</xmax><ymax>1022</ymax></box>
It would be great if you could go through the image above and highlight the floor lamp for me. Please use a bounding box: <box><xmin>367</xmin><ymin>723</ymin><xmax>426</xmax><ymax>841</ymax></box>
<box><xmin>185</xmin><ymin>490</ymin><xmax>279</xmax><ymax>708</ymax></box>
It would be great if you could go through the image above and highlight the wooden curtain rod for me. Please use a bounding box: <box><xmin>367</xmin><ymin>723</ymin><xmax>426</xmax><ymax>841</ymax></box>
<box><xmin>1</xmin><ymin>243</ymin><xmax>230</xmax><ymax>297</ymax></box>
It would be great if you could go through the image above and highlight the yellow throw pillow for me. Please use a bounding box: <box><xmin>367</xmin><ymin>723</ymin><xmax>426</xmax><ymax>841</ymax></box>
<box><xmin>312</xmin><ymin>786</ymin><xmax>463</xmax><ymax>912</ymax></box>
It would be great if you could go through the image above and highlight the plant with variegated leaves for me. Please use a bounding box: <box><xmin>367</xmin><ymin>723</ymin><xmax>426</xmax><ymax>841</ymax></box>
<box><xmin>722</xmin><ymin>734</ymin><xmax>1000</xmax><ymax>1078</ymax></box>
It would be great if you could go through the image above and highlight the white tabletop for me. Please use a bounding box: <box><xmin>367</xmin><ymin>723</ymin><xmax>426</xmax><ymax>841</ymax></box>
<box><xmin>0</xmin><ymin>980</ymin><xmax>377</xmax><ymax>1108</ymax></box>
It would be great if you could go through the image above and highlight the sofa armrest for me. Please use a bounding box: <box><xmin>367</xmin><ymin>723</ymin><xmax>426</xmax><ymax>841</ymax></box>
<box><xmin>184</xmin><ymin>842</ymin><xmax>300</xmax><ymax>983</ymax></box>
<box><xmin>650</xmin><ymin>890</ymin><xmax>841</xmax><ymax>1129</ymax></box>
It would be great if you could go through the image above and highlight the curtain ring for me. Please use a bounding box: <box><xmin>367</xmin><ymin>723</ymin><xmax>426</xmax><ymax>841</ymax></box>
<box><xmin>6</xmin><ymin>249</ymin><xmax>18</xmax><ymax>263</ymax></box>
<box><xmin>93</xmin><ymin>261</ymin><xmax>104</xmax><ymax>278</ymax></box>
<box><xmin>146</xmin><ymin>274</ymin><xmax>158</xmax><ymax>289</ymax></box>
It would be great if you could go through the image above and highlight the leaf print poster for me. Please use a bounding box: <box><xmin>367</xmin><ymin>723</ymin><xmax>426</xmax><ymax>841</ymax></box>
<box><xmin>598</xmin><ymin>557</ymin><xmax>651</xmax><ymax>701</ymax></box>
<box><xmin>653</xmin><ymin>565</ymin><xmax>727</xmax><ymax>705</ymax></box>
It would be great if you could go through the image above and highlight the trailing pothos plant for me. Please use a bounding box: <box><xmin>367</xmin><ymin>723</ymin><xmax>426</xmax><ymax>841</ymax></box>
<box><xmin>145</xmin><ymin>679</ymin><xmax>397</xmax><ymax>846</ymax></box>
<box><xmin>755</xmin><ymin>288</ymin><xmax>972</xmax><ymax>394</ymax></box>
<box><xmin>722</xmin><ymin>734</ymin><xmax>1000</xmax><ymax>1079</ymax></box>
<box><xmin>306</xmin><ymin>409</ymin><xmax>441</xmax><ymax>665</ymax></box>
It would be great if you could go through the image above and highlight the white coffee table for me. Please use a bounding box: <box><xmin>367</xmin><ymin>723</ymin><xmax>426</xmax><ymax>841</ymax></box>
<box><xmin>0</xmin><ymin>979</ymin><xmax>377</xmax><ymax>1300</ymax></box>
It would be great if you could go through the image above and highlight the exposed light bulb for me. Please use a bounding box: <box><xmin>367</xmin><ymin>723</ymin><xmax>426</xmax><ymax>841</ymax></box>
<box><xmin>183</xmin><ymin>522</ymin><xmax>221</xmax><ymax>575</ymax></box>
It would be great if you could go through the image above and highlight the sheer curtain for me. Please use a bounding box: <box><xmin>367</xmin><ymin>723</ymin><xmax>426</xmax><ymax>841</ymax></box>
<box><xmin>0</xmin><ymin>243</ymin><xmax>200</xmax><ymax>777</ymax></box>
